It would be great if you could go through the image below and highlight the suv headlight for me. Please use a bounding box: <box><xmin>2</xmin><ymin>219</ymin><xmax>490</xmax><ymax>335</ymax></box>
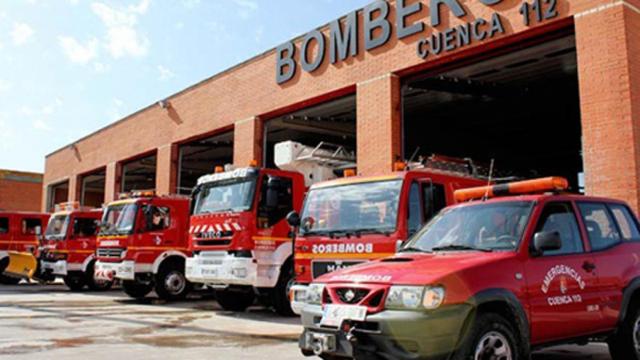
<box><xmin>385</xmin><ymin>286</ymin><xmax>445</xmax><ymax>310</ymax></box>
<box><xmin>307</xmin><ymin>283</ymin><xmax>325</xmax><ymax>305</ymax></box>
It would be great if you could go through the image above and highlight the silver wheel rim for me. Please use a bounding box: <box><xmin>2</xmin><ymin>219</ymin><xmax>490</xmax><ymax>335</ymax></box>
<box><xmin>165</xmin><ymin>271</ymin><xmax>186</xmax><ymax>295</ymax></box>
<box><xmin>474</xmin><ymin>331</ymin><xmax>513</xmax><ymax>360</ymax></box>
<box><xmin>634</xmin><ymin>315</ymin><xmax>640</xmax><ymax>354</ymax></box>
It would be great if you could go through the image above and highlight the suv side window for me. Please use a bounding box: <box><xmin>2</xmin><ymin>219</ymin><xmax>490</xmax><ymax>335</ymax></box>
<box><xmin>535</xmin><ymin>202</ymin><xmax>584</xmax><ymax>256</ymax></box>
<box><xmin>423</xmin><ymin>182</ymin><xmax>446</xmax><ymax>220</ymax></box>
<box><xmin>407</xmin><ymin>182</ymin><xmax>422</xmax><ymax>236</ymax></box>
<box><xmin>0</xmin><ymin>217</ymin><xmax>8</xmax><ymax>234</ymax></box>
<box><xmin>609</xmin><ymin>204</ymin><xmax>640</xmax><ymax>241</ymax></box>
<box><xmin>578</xmin><ymin>203</ymin><xmax>621</xmax><ymax>251</ymax></box>
<box><xmin>22</xmin><ymin>218</ymin><xmax>42</xmax><ymax>235</ymax></box>
<box><xmin>258</xmin><ymin>175</ymin><xmax>293</xmax><ymax>228</ymax></box>
<box><xmin>73</xmin><ymin>218</ymin><xmax>98</xmax><ymax>237</ymax></box>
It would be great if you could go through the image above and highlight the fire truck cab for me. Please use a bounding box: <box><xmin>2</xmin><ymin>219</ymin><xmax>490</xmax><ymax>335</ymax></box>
<box><xmin>0</xmin><ymin>212</ymin><xmax>49</xmax><ymax>284</ymax></box>
<box><xmin>288</xmin><ymin>157</ymin><xmax>488</xmax><ymax>314</ymax></box>
<box><xmin>186</xmin><ymin>141</ymin><xmax>353</xmax><ymax>315</ymax></box>
<box><xmin>95</xmin><ymin>192</ymin><xmax>192</xmax><ymax>300</ymax></box>
<box><xmin>39</xmin><ymin>203</ymin><xmax>110</xmax><ymax>291</ymax></box>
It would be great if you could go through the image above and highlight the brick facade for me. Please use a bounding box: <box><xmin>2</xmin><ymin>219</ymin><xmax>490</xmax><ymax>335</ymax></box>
<box><xmin>42</xmin><ymin>0</ymin><xmax>640</xmax><ymax>213</ymax></box>
<box><xmin>0</xmin><ymin>170</ymin><xmax>43</xmax><ymax>212</ymax></box>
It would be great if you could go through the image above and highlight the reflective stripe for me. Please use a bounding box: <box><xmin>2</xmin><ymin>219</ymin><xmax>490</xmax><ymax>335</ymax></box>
<box><xmin>295</xmin><ymin>252</ymin><xmax>395</xmax><ymax>260</ymax></box>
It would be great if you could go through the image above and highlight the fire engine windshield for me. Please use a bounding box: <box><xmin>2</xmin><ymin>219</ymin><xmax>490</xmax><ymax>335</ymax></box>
<box><xmin>100</xmin><ymin>203</ymin><xmax>138</xmax><ymax>235</ymax></box>
<box><xmin>300</xmin><ymin>180</ymin><xmax>403</xmax><ymax>236</ymax></box>
<box><xmin>403</xmin><ymin>201</ymin><xmax>534</xmax><ymax>252</ymax></box>
<box><xmin>45</xmin><ymin>215</ymin><xmax>69</xmax><ymax>240</ymax></box>
<box><xmin>192</xmin><ymin>178</ymin><xmax>257</xmax><ymax>215</ymax></box>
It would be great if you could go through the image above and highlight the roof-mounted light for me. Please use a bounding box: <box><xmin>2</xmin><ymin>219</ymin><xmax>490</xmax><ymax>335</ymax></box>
<box><xmin>343</xmin><ymin>168</ymin><xmax>356</xmax><ymax>178</ymax></box>
<box><xmin>454</xmin><ymin>177</ymin><xmax>569</xmax><ymax>202</ymax></box>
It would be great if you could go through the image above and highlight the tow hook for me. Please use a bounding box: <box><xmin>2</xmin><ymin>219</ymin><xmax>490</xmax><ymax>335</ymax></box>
<box><xmin>346</xmin><ymin>326</ymin><xmax>357</xmax><ymax>343</ymax></box>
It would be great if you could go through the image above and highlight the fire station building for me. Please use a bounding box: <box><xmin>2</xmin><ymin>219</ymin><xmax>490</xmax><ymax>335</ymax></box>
<box><xmin>43</xmin><ymin>0</ymin><xmax>640</xmax><ymax>213</ymax></box>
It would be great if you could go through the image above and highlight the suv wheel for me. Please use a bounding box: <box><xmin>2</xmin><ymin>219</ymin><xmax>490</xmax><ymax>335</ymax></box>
<box><xmin>609</xmin><ymin>306</ymin><xmax>640</xmax><ymax>360</ymax></box>
<box><xmin>452</xmin><ymin>313</ymin><xmax>520</xmax><ymax>360</ymax></box>
<box><xmin>0</xmin><ymin>275</ymin><xmax>20</xmax><ymax>285</ymax></box>
<box><xmin>154</xmin><ymin>264</ymin><xmax>191</xmax><ymax>301</ymax></box>
<box><xmin>122</xmin><ymin>280</ymin><xmax>153</xmax><ymax>299</ymax></box>
<box><xmin>216</xmin><ymin>286</ymin><xmax>255</xmax><ymax>312</ymax></box>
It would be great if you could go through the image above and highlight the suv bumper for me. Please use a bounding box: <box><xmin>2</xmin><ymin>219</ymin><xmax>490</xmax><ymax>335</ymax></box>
<box><xmin>40</xmin><ymin>260</ymin><xmax>82</xmax><ymax>276</ymax></box>
<box><xmin>95</xmin><ymin>261</ymin><xmax>150</xmax><ymax>281</ymax></box>
<box><xmin>299</xmin><ymin>304</ymin><xmax>471</xmax><ymax>360</ymax></box>
<box><xmin>186</xmin><ymin>252</ymin><xmax>258</xmax><ymax>286</ymax></box>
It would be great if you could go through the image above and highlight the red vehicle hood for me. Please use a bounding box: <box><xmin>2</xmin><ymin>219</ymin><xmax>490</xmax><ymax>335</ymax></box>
<box><xmin>319</xmin><ymin>251</ymin><xmax>517</xmax><ymax>285</ymax></box>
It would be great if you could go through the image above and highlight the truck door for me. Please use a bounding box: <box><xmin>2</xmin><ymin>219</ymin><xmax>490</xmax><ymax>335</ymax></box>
<box><xmin>524</xmin><ymin>201</ymin><xmax>601</xmax><ymax>344</ymax></box>
<box><xmin>255</xmin><ymin>174</ymin><xmax>294</xmax><ymax>251</ymax></box>
<box><xmin>142</xmin><ymin>204</ymin><xmax>174</xmax><ymax>248</ymax></box>
<box><xmin>0</xmin><ymin>216</ymin><xmax>10</xmax><ymax>251</ymax></box>
<box><xmin>71</xmin><ymin>216</ymin><xmax>99</xmax><ymax>257</ymax></box>
<box><xmin>14</xmin><ymin>217</ymin><xmax>42</xmax><ymax>253</ymax></box>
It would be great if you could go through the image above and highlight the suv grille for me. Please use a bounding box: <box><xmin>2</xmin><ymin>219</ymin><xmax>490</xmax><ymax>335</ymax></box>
<box><xmin>97</xmin><ymin>248</ymin><xmax>124</xmax><ymax>258</ymax></box>
<box><xmin>336</xmin><ymin>288</ymin><xmax>370</xmax><ymax>304</ymax></box>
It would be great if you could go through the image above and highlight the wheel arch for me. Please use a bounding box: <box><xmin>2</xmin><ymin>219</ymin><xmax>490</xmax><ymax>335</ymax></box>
<box><xmin>81</xmin><ymin>255</ymin><xmax>96</xmax><ymax>273</ymax></box>
<box><xmin>618</xmin><ymin>277</ymin><xmax>640</xmax><ymax>327</ymax></box>
<box><xmin>152</xmin><ymin>251</ymin><xmax>188</xmax><ymax>274</ymax></box>
<box><xmin>464</xmin><ymin>288</ymin><xmax>531</xmax><ymax>355</ymax></box>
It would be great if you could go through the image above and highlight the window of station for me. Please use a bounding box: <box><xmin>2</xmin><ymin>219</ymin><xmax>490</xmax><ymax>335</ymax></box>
<box><xmin>403</xmin><ymin>35</ymin><xmax>583</xmax><ymax>190</ymax></box>
<box><xmin>80</xmin><ymin>169</ymin><xmax>106</xmax><ymax>208</ymax></box>
<box><xmin>264</xmin><ymin>95</ymin><xmax>356</xmax><ymax>171</ymax></box>
<box><xmin>121</xmin><ymin>154</ymin><xmax>157</xmax><ymax>193</ymax></box>
<box><xmin>177</xmin><ymin>131</ymin><xmax>233</xmax><ymax>195</ymax></box>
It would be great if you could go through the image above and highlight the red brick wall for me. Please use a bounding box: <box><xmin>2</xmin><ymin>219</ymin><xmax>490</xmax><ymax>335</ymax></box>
<box><xmin>0</xmin><ymin>171</ymin><xmax>43</xmax><ymax>212</ymax></box>
<box><xmin>43</xmin><ymin>0</ymin><xmax>626</xmax><ymax>211</ymax></box>
<box><xmin>234</xmin><ymin>117</ymin><xmax>263</xmax><ymax>167</ymax></box>
<box><xmin>576</xmin><ymin>2</ymin><xmax>640</xmax><ymax>213</ymax></box>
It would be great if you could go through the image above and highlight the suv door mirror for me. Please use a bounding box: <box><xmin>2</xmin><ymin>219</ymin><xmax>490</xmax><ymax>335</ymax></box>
<box><xmin>286</xmin><ymin>211</ymin><xmax>301</xmax><ymax>228</ymax></box>
<box><xmin>533</xmin><ymin>231</ymin><xmax>562</xmax><ymax>255</ymax></box>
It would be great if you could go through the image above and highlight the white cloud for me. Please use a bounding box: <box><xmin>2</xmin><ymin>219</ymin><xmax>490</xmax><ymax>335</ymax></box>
<box><xmin>157</xmin><ymin>65</ymin><xmax>175</xmax><ymax>81</ymax></box>
<box><xmin>113</xmin><ymin>98</ymin><xmax>124</xmax><ymax>107</ymax></box>
<box><xmin>233</xmin><ymin>0</ymin><xmax>258</xmax><ymax>19</ymax></box>
<box><xmin>59</xmin><ymin>36</ymin><xmax>98</xmax><ymax>64</ymax></box>
<box><xmin>0</xmin><ymin>79</ymin><xmax>12</xmax><ymax>94</ymax></box>
<box><xmin>174</xmin><ymin>22</ymin><xmax>184</xmax><ymax>30</ymax></box>
<box><xmin>66</xmin><ymin>0</ymin><xmax>79</xmax><ymax>4</ymax></box>
<box><xmin>181</xmin><ymin>0</ymin><xmax>201</xmax><ymax>9</ymax></box>
<box><xmin>91</xmin><ymin>0</ymin><xmax>150</xmax><ymax>59</ymax></box>
<box><xmin>93</xmin><ymin>62</ymin><xmax>110</xmax><ymax>73</ymax></box>
<box><xmin>11</xmin><ymin>22</ymin><xmax>34</xmax><ymax>45</ymax></box>
<box><xmin>33</xmin><ymin>119</ymin><xmax>52</xmax><ymax>131</ymax></box>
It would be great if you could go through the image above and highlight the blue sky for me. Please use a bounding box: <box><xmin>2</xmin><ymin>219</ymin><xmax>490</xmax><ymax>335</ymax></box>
<box><xmin>0</xmin><ymin>0</ymin><xmax>372</xmax><ymax>173</ymax></box>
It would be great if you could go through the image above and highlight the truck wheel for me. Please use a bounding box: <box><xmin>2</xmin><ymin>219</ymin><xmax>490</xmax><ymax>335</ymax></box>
<box><xmin>122</xmin><ymin>280</ymin><xmax>152</xmax><ymax>299</ymax></box>
<box><xmin>452</xmin><ymin>313</ymin><xmax>520</xmax><ymax>360</ymax></box>
<box><xmin>86</xmin><ymin>262</ymin><xmax>113</xmax><ymax>291</ymax></box>
<box><xmin>608</xmin><ymin>306</ymin><xmax>640</xmax><ymax>360</ymax></box>
<box><xmin>63</xmin><ymin>272</ymin><xmax>87</xmax><ymax>292</ymax></box>
<box><xmin>216</xmin><ymin>286</ymin><xmax>255</xmax><ymax>312</ymax></box>
<box><xmin>154</xmin><ymin>264</ymin><xmax>191</xmax><ymax>301</ymax></box>
<box><xmin>271</xmin><ymin>262</ymin><xmax>295</xmax><ymax>316</ymax></box>
<box><xmin>0</xmin><ymin>275</ymin><xmax>20</xmax><ymax>285</ymax></box>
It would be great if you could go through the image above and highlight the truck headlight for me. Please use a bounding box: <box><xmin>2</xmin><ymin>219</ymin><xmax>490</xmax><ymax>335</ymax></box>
<box><xmin>307</xmin><ymin>283</ymin><xmax>325</xmax><ymax>305</ymax></box>
<box><xmin>385</xmin><ymin>286</ymin><xmax>445</xmax><ymax>310</ymax></box>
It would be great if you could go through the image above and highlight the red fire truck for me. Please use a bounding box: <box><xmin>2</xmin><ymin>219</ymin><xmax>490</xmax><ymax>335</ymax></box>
<box><xmin>186</xmin><ymin>141</ymin><xmax>355</xmax><ymax>315</ymax></box>
<box><xmin>0</xmin><ymin>212</ymin><xmax>49</xmax><ymax>284</ymax></box>
<box><xmin>288</xmin><ymin>156</ymin><xmax>488</xmax><ymax>314</ymax></box>
<box><xmin>39</xmin><ymin>203</ymin><xmax>111</xmax><ymax>291</ymax></box>
<box><xmin>94</xmin><ymin>191</ymin><xmax>192</xmax><ymax>300</ymax></box>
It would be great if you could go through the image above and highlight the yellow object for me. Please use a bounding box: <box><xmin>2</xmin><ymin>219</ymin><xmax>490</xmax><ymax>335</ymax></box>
<box><xmin>5</xmin><ymin>251</ymin><xmax>38</xmax><ymax>279</ymax></box>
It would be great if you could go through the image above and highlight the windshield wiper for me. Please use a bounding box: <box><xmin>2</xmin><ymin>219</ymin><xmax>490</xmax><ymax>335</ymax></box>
<box><xmin>431</xmin><ymin>244</ymin><xmax>493</xmax><ymax>252</ymax></box>
<box><xmin>354</xmin><ymin>228</ymin><xmax>391</xmax><ymax>237</ymax></box>
<box><xmin>400</xmin><ymin>246</ymin><xmax>431</xmax><ymax>253</ymax></box>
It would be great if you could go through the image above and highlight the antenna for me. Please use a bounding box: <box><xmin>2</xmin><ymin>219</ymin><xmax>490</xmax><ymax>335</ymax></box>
<box><xmin>408</xmin><ymin>147</ymin><xmax>421</xmax><ymax>164</ymax></box>
<box><xmin>482</xmin><ymin>159</ymin><xmax>495</xmax><ymax>201</ymax></box>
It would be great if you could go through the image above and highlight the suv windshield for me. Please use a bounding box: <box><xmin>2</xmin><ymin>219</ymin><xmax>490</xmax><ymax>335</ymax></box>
<box><xmin>100</xmin><ymin>203</ymin><xmax>138</xmax><ymax>235</ymax></box>
<box><xmin>300</xmin><ymin>180</ymin><xmax>403</xmax><ymax>235</ymax></box>
<box><xmin>404</xmin><ymin>201</ymin><xmax>534</xmax><ymax>252</ymax></box>
<box><xmin>45</xmin><ymin>214</ymin><xmax>69</xmax><ymax>240</ymax></box>
<box><xmin>193</xmin><ymin>178</ymin><xmax>257</xmax><ymax>215</ymax></box>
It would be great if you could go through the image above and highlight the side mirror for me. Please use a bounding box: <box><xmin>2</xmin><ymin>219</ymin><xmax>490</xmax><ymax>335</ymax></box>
<box><xmin>533</xmin><ymin>231</ymin><xmax>562</xmax><ymax>255</ymax></box>
<box><xmin>34</xmin><ymin>226</ymin><xmax>42</xmax><ymax>236</ymax></box>
<box><xmin>286</xmin><ymin>211</ymin><xmax>301</xmax><ymax>228</ymax></box>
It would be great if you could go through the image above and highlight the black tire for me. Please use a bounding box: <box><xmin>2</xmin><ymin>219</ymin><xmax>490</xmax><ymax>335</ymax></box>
<box><xmin>154</xmin><ymin>262</ymin><xmax>191</xmax><ymax>301</ymax></box>
<box><xmin>216</xmin><ymin>286</ymin><xmax>255</xmax><ymax>312</ymax></box>
<box><xmin>63</xmin><ymin>272</ymin><xmax>87</xmax><ymax>292</ymax></box>
<box><xmin>451</xmin><ymin>312</ymin><xmax>522</xmax><ymax>360</ymax></box>
<box><xmin>0</xmin><ymin>275</ymin><xmax>20</xmax><ymax>285</ymax></box>
<box><xmin>85</xmin><ymin>263</ymin><xmax>113</xmax><ymax>291</ymax></box>
<box><xmin>122</xmin><ymin>280</ymin><xmax>153</xmax><ymax>299</ymax></box>
<box><xmin>271</xmin><ymin>261</ymin><xmax>295</xmax><ymax>316</ymax></box>
<box><xmin>608</xmin><ymin>306</ymin><xmax>640</xmax><ymax>360</ymax></box>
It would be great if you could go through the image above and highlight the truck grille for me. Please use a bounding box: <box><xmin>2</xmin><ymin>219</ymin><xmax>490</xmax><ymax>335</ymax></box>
<box><xmin>336</xmin><ymin>288</ymin><xmax>370</xmax><ymax>304</ymax></box>
<box><xmin>97</xmin><ymin>248</ymin><xmax>124</xmax><ymax>258</ymax></box>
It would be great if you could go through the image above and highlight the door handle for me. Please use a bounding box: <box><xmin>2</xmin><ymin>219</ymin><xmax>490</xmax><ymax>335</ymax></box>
<box><xmin>582</xmin><ymin>261</ymin><xmax>596</xmax><ymax>273</ymax></box>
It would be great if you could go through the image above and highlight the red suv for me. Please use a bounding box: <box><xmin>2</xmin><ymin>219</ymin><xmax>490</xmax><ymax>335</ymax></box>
<box><xmin>298</xmin><ymin>178</ymin><xmax>640</xmax><ymax>360</ymax></box>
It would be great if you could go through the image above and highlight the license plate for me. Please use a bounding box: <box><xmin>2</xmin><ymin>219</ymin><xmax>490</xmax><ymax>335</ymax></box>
<box><xmin>321</xmin><ymin>304</ymin><xmax>367</xmax><ymax>327</ymax></box>
<box><xmin>312</xmin><ymin>261</ymin><xmax>362</xmax><ymax>279</ymax></box>
<box><xmin>202</xmin><ymin>268</ymin><xmax>218</xmax><ymax>276</ymax></box>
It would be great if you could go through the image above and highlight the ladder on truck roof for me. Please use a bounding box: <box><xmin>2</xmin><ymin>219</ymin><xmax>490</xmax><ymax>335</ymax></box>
<box><xmin>275</xmin><ymin>141</ymin><xmax>356</xmax><ymax>186</ymax></box>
